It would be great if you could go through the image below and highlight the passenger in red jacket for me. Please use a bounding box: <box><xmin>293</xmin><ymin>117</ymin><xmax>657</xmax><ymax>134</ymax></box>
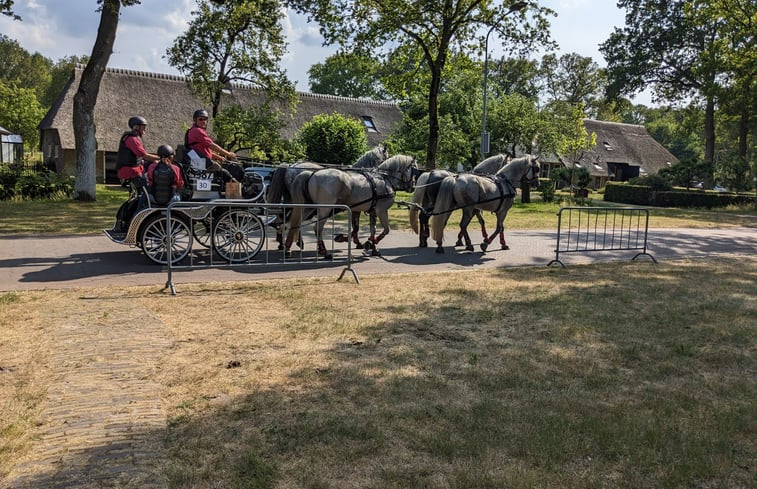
<box><xmin>185</xmin><ymin>109</ymin><xmax>244</xmax><ymax>182</ymax></box>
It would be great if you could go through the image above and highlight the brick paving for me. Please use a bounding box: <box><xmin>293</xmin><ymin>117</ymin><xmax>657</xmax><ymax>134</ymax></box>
<box><xmin>3</xmin><ymin>304</ymin><xmax>171</xmax><ymax>488</ymax></box>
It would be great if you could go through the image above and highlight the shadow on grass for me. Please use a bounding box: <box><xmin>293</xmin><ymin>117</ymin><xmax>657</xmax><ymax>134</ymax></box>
<box><xmin>6</xmin><ymin>259</ymin><xmax>755</xmax><ymax>488</ymax></box>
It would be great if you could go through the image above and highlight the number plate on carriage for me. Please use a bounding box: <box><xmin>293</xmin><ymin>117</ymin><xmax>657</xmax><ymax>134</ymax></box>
<box><xmin>195</xmin><ymin>179</ymin><xmax>212</xmax><ymax>191</ymax></box>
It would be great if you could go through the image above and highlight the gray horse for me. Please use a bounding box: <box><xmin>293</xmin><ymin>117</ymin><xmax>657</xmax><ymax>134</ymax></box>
<box><xmin>430</xmin><ymin>155</ymin><xmax>540</xmax><ymax>253</ymax></box>
<box><xmin>285</xmin><ymin>155</ymin><xmax>418</xmax><ymax>258</ymax></box>
<box><xmin>409</xmin><ymin>154</ymin><xmax>511</xmax><ymax>248</ymax></box>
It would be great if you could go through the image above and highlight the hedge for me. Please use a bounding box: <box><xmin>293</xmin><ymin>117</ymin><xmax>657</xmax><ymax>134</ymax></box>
<box><xmin>604</xmin><ymin>181</ymin><xmax>755</xmax><ymax>208</ymax></box>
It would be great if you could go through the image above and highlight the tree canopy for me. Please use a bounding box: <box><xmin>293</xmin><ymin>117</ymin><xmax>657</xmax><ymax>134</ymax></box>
<box><xmin>288</xmin><ymin>0</ymin><xmax>555</xmax><ymax>168</ymax></box>
<box><xmin>167</xmin><ymin>0</ymin><xmax>291</xmax><ymax>117</ymax></box>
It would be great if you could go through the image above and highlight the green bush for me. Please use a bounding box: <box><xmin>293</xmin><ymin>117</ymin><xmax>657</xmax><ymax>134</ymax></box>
<box><xmin>538</xmin><ymin>178</ymin><xmax>556</xmax><ymax>203</ymax></box>
<box><xmin>604</xmin><ymin>182</ymin><xmax>652</xmax><ymax>205</ymax></box>
<box><xmin>0</xmin><ymin>166</ymin><xmax>19</xmax><ymax>200</ymax></box>
<box><xmin>1</xmin><ymin>168</ymin><xmax>73</xmax><ymax>200</ymax></box>
<box><xmin>604</xmin><ymin>181</ymin><xmax>754</xmax><ymax>208</ymax></box>
<box><xmin>298</xmin><ymin>112</ymin><xmax>368</xmax><ymax>166</ymax></box>
<box><xmin>629</xmin><ymin>173</ymin><xmax>672</xmax><ymax>191</ymax></box>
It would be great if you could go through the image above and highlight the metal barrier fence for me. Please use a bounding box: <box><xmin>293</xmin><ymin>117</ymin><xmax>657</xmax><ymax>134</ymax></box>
<box><xmin>164</xmin><ymin>201</ymin><xmax>359</xmax><ymax>294</ymax></box>
<box><xmin>548</xmin><ymin>206</ymin><xmax>656</xmax><ymax>267</ymax></box>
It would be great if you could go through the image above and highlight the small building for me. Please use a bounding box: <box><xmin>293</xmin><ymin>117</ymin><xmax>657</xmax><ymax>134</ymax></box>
<box><xmin>39</xmin><ymin>65</ymin><xmax>403</xmax><ymax>182</ymax></box>
<box><xmin>538</xmin><ymin>119</ymin><xmax>679</xmax><ymax>189</ymax></box>
<box><xmin>0</xmin><ymin>125</ymin><xmax>23</xmax><ymax>164</ymax></box>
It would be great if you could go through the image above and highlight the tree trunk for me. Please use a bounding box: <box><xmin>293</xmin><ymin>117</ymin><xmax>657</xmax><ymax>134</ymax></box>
<box><xmin>425</xmin><ymin>66</ymin><xmax>442</xmax><ymax>169</ymax></box>
<box><xmin>72</xmin><ymin>0</ymin><xmax>121</xmax><ymax>201</ymax></box>
<box><xmin>703</xmin><ymin>94</ymin><xmax>716</xmax><ymax>187</ymax></box>
<box><xmin>520</xmin><ymin>176</ymin><xmax>531</xmax><ymax>203</ymax></box>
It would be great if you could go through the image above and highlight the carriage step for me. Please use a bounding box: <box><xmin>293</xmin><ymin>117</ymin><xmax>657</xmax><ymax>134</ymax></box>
<box><xmin>103</xmin><ymin>229</ymin><xmax>127</xmax><ymax>243</ymax></box>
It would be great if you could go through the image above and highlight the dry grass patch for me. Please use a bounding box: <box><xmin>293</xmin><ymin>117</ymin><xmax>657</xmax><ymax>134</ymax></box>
<box><xmin>1</xmin><ymin>259</ymin><xmax>755</xmax><ymax>488</ymax></box>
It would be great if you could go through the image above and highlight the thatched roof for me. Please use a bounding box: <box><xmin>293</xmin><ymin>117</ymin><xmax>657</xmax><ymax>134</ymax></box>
<box><xmin>571</xmin><ymin>119</ymin><xmax>678</xmax><ymax>177</ymax></box>
<box><xmin>38</xmin><ymin>65</ymin><xmax>402</xmax><ymax>153</ymax></box>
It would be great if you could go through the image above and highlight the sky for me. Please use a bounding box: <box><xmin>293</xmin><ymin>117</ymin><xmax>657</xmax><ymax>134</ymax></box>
<box><xmin>0</xmin><ymin>0</ymin><xmax>651</xmax><ymax>105</ymax></box>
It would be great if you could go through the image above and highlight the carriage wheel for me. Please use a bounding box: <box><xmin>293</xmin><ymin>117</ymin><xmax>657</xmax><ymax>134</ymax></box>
<box><xmin>192</xmin><ymin>218</ymin><xmax>212</xmax><ymax>248</ymax></box>
<box><xmin>212</xmin><ymin>209</ymin><xmax>265</xmax><ymax>263</ymax></box>
<box><xmin>139</xmin><ymin>214</ymin><xmax>192</xmax><ymax>265</ymax></box>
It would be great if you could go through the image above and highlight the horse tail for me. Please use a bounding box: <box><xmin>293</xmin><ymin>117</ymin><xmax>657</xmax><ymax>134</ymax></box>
<box><xmin>266</xmin><ymin>164</ymin><xmax>289</xmax><ymax>203</ymax></box>
<box><xmin>431</xmin><ymin>176</ymin><xmax>456</xmax><ymax>244</ymax></box>
<box><xmin>409</xmin><ymin>172</ymin><xmax>429</xmax><ymax>234</ymax></box>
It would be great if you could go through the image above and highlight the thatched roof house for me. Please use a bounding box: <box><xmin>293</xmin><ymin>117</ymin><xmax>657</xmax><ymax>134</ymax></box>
<box><xmin>39</xmin><ymin>65</ymin><xmax>403</xmax><ymax>182</ymax></box>
<box><xmin>549</xmin><ymin>119</ymin><xmax>678</xmax><ymax>189</ymax></box>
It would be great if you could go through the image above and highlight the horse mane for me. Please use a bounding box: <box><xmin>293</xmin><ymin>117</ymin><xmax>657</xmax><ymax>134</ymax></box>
<box><xmin>496</xmin><ymin>154</ymin><xmax>538</xmax><ymax>180</ymax></box>
<box><xmin>353</xmin><ymin>146</ymin><xmax>387</xmax><ymax>168</ymax></box>
<box><xmin>473</xmin><ymin>154</ymin><xmax>508</xmax><ymax>175</ymax></box>
<box><xmin>378</xmin><ymin>154</ymin><xmax>415</xmax><ymax>173</ymax></box>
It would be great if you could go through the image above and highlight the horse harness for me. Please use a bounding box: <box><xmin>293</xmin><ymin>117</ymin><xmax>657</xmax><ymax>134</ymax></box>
<box><xmin>303</xmin><ymin>167</ymin><xmax>396</xmax><ymax>212</ymax></box>
<box><xmin>429</xmin><ymin>172</ymin><xmax>517</xmax><ymax>217</ymax></box>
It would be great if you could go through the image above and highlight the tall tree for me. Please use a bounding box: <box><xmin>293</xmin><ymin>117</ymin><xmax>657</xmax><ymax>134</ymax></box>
<box><xmin>167</xmin><ymin>0</ymin><xmax>290</xmax><ymax>118</ymax></box>
<box><xmin>0</xmin><ymin>80</ymin><xmax>45</xmax><ymax>149</ymax></box>
<box><xmin>73</xmin><ymin>0</ymin><xmax>139</xmax><ymax>201</ymax></box>
<box><xmin>538</xmin><ymin>53</ymin><xmax>605</xmax><ymax>118</ymax></box>
<box><xmin>600</xmin><ymin>0</ymin><xmax>736</xmax><ymax>185</ymax></box>
<box><xmin>308</xmin><ymin>52</ymin><xmax>388</xmax><ymax>99</ymax></box>
<box><xmin>288</xmin><ymin>0</ymin><xmax>554</xmax><ymax>168</ymax></box>
<box><xmin>0</xmin><ymin>35</ymin><xmax>53</xmax><ymax>103</ymax></box>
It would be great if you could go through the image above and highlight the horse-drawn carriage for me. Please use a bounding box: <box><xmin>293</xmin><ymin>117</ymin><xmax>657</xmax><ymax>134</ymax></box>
<box><xmin>104</xmin><ymin>159</ymin><xmax>273</xmax><ymax>265</ymax></box>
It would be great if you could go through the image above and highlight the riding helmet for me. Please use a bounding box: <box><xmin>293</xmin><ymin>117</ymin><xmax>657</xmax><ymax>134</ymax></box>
<box><xmin>193</xmin><ymin>109</ymin><xmax>209</xmax><ymax>120</ymax></box>
<box><xmin>157</xmin><ymin>144</ymin><xmax>175</xmax><ymax>158</ymax></box>
<box><xmin>128</xmin><ymin>116</ymin><xmax>147</xmax><ymax>128</ymax></box>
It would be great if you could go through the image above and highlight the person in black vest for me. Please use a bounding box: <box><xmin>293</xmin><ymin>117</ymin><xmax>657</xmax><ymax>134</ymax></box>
<box><xmin>147</xmin><ymin>145</ymin><xmax>185</xmax><ymax>205</ymax></box>
<box><xmin>116</xmin><ymin>116</ymin><xmax>160</xmax><ymax>187</ymax></box>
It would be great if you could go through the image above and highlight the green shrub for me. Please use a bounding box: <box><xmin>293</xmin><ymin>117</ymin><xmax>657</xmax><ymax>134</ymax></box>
<box><xmin>10</xmin><ymin>171</ymin><xmax>73</xmax><ymax>200</ymax></box>
<box><xmin>629</xmin><ymin>173</ymin><xmax>672</xmax><ymax>191</ymax></box>
<box><xmin>0</xmin><ymin>166</ymin><xmax>19</xmax><ymax>200</ymax></box>
<box><xmin>604</xmin><ymin>182</ymin><xmax>652</xmax><ymax>205</ymax></box>
<box><xmin>297</xmin><ymin>112</ymin><xmax>368</xmax><ymax>166</ymax></box>
<box><xmin>537</xmin><ymin>178</ymin><xmax>556</xmax><ymax>203</ymax></box>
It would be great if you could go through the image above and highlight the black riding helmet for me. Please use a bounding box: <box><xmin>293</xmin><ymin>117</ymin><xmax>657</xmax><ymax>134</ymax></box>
<box><xmin>193</xmin><ymin>109</ymin><xmax>209</xmax><ymax>120</ymax></box>
<box><xmin>128</xmin><ymin>116</ymin><xmax>147</xmax><ymax>129</ymax></box>
<box><xmin>157</xmin><ymin>144</ymin><xmax>175</xmax><ymax>158</ymax></box>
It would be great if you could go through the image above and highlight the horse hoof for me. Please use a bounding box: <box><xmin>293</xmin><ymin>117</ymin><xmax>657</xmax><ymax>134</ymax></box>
<box><xmin>277</xmin><ymin>244</ymin><xmax>284</xmax><ymax>251</ymax></box>
<box><xmin>334</xmin><ymin>234</ymin><xmax>348</xmax><ymax>243</ymax></box>
<box><xmin>455</xmin><ymin>240</ymin><xmax>463</xmax><ymax>247</ymax></box>
<box><xmin>480</xmin><ymin>242</ymin><xmax>488</xmax><ymax>252</ymax></box>
<box><xmin>435</xmin><ymin>246</ymin><xmax>445</xmax><ymax>254</ymax></box>
<box><xmin>501</xmin><ymin>245</ymin><xmax>510</xmax><ymax>251</ymax></box>
<box><xmin>465</xmin><ymin>245</ymin><xmax>474</xmax><ymax>252</ymax></box>
<box><xmin>321</xmin><ymin>253</ymin><xmax>333</xmax><ymax>260</ymax></box>
<box><xmin>371</xmin><ymin>249</ymin><xmax>381</xmax><ymax>257</ymax></box>
<box><xmin>363</xmin><ymin>241</ymin><xmax>375</xmax><ymax>251</ymax></box>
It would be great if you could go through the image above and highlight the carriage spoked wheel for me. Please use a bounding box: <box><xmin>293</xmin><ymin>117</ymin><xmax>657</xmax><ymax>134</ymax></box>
<box><xmin>139</xmin><ymin>214</ymin><xmax>193</xmax><ymax>265</ymax></box>
<box><xmin>192</xmin><ymin>218</ymin><xmax>212</xmax><ymax>248</ymax></box>
<box><xmin>212</xmin><ymin>209</ymin><xmax>265</xmax><ymax>263</ymax></box>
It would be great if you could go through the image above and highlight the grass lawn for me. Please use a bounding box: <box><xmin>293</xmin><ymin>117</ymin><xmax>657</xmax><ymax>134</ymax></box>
<box><xmin>1</xmin><ymin>257</ymin><xmax>754</xmax><ymax>487</ymax></box>
<box><xmin>0</xmin><ymin>186</ymin><xmax>755</xmax><ymax>236</ymax></box>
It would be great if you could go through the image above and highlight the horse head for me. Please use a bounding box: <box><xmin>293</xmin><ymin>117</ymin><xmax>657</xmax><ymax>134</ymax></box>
<box><xmin>379</xmin><ymin>154</ymin><xmax>417</xmax><ymax>192</ymax></box>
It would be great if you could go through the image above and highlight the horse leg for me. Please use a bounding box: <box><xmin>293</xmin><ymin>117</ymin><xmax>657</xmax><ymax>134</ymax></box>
<box><xmin>419</xmin><ymin>212</ymin><xmax>430</xmax><ymax>248</ymax></box>
<box><xmin>459</xmin><ymin>209</ymin><xmax>475</xmax><ymax>252</ymax></box>
<box><xmin>476</xmin><ymin>209</ymin><xmax>488</xmax><ymax>240</ymax></box>
<box><xmin>499</xmin><ymin>229</ymin><xmax>509</xmax><ymax>250</ymax></box>
<box><xmin>480</xmin><ymin>223</ymin><xmax>503</xmax><ymax>252</ymax></box>
<box><xmin>367</xmin><ymin>209</ymin><xmax>392</xmax><ymax>256</ymax></box>
<box><xmin>315</xmin><ymin>210</ymin><xmax>332</xmax><ymax>260</ymax></box>
<box><xmin>349</xmin><ymin>211</ymin><xmax>362</xmax><ymax>247</ymax></box>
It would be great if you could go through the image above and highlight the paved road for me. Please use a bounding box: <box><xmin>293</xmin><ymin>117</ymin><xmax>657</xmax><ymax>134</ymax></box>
<box><xmin>1</xmin><ymin>226</ymin><xmax>755</xmax><ymax>292</ymax></box>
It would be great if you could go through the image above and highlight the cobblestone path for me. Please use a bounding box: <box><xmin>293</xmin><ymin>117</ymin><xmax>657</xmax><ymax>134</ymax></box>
<box><xmin>3</xmin><ymin>300</ymin><xmax>171</xmax><ymax>488</ymax></box>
